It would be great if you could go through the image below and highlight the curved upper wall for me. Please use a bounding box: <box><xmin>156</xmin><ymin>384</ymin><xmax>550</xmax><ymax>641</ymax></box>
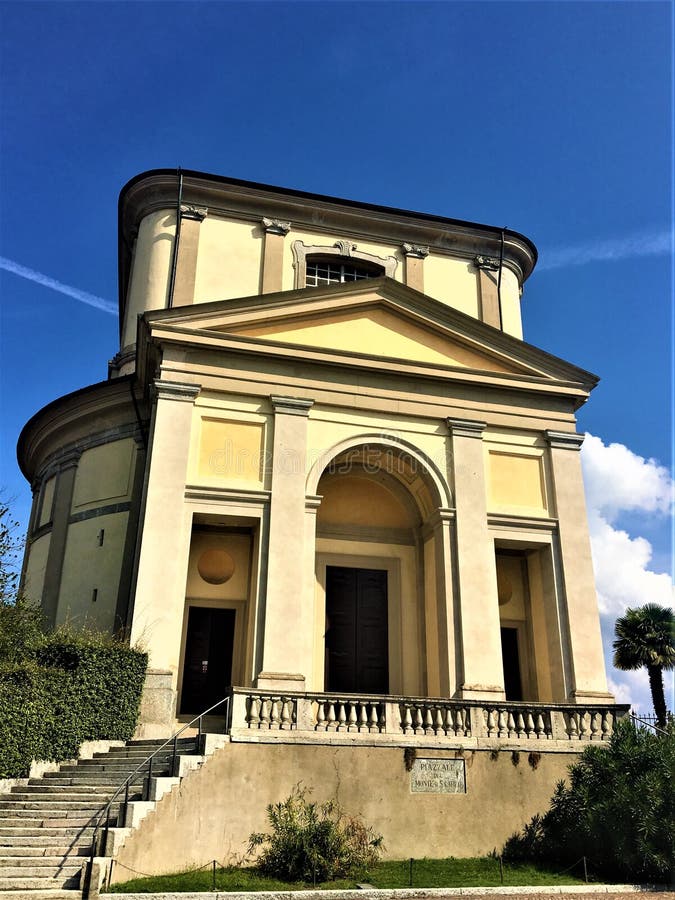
<box><xmin>114</xmin><ymin>170</ymin><xmax>538</xmax><ymax>369</ymax></box>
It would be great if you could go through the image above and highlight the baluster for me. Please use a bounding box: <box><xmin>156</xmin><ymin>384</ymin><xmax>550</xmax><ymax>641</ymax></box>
<box><xmin>326</xmin><ymin>702</ymin><xmax>337</xmax><ymax>731</ymax></box>
<box><xmin>455</xmin><ymin>708</ymin><xmax>465</xmax><ymax>737</ymax></box>
<box><xmin>358</xmin><ymin>702</ymin><xmax>368</xmax><ymax>733</ymax></box>
<box><xmin>590</xmin><ymin>711</ymin><xmax>601</xmax><ymax>740</ymax></box>
<box><xmin>567</xmin><ymin>712</ymin><xmax>578</xmax><ymax>739</ymax></box>
<box><xmin>516</xmin><ymin>712</ymin><xmax>526</xmax><ymax>737</ymax></box>
<box><xmin>370</xmin><ymin>704</ymin><xmax>381</xmax><ymax>733</ymax></box>
<box><xmin>526</xmin><ymin>711</ymin><xmax>535</xmax><ymax>738</ymax></box>
<box><xmin>337</xmin><ymin>702</ymin><xmax>347</xmax><ymax>731</ymax></box>
<box><xmin>248</xmin><ymin>697</ymin><xmax>260</xmax><ymax>728</ymax></box>
<box><xmin>434</xmin><ymin>706</ymin><xmax>444</xmax><ymax>735</ymax></box>
<box><xmin>444</xmin><ymin>707</ymin><xmax>455</xmax><ymax>736</ymax></box>
<box><xmin>280</xmin><ymin>698</ymin><xmax>291</xmax><ymax>730</ymax></box>
<box><xmin>260</xmin><ymin>698</ymin><xmax>270</xmax><ymax>728</ymax></box>
<box><xmin>507</xmin><ymin>712</ymin><xmax>516</xmax><ymax>737</ymax></box>
<box><xmin>424</xmin><ymin>706</ymin><xmax>434</xmax><ymax>735</ymax></box>
<box><xmin>347</xmin><ymin>702</ymin><xmax>358</xmax><ymax>732</ymax></box>
<box><xmin>579</xmin><ymin>710</ymin><xmax>589</xmax><ymax>740</ymax></box>
<box><xmin>271</xmin><ymin>698</ymin><xmax>282</xmax><ymax>729</ymax></box>
<box><xmin>402</xmin><ymin>705</ymin><xmax>413</xmax><ymax>735</ymax></box>
<box><xmin>316</xmin><ymin>702</ymin><xmax>326</xmax><ymax>731</ymax></box>
<box><xmin>535</xmin><ymin>713</ymin><xmax>545</xmax><ymax>738</ymax></box>
<box><xmin>291</xmin><ymin>699</ymin><xmax>297</xmax><ymax>728</ymax></box>
<box><xmin>488</xmin><ymin>709</ymin><xmax>498</xmax><ymax>736</ymax></box>
<box><xmin>601</xmin><ymin>710</ymin><xmax>613</xmax><ymax>740</ymax></box>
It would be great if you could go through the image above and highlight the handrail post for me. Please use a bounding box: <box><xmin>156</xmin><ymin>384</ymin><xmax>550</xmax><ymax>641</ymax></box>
<box><xmin>172</xmin><ymin>734</ymin><xmax>178</xmax><ymax>774</ymax></box>
<box><xmin>124</xmin><ymin>780</ymin><xmax>129</xmax><ymax>805</ymax></box>
<box><xmin>148</xmin><ymin>755</ymin><xmax>153</xmax><ymax>781</ymax></box>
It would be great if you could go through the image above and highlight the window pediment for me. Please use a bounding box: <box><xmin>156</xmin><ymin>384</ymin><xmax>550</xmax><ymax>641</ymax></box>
<box><xmin>292</xmin><ymin>239</ymin><xmax>398</xmax><ymax>289</ymax></box>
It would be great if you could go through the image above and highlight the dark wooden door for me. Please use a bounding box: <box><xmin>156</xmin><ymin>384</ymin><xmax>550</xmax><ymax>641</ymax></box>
<box><xmin>180</xmin><ymin>607</ymin><xmax>235</xmax><ymax>714</ymax></box>
<box><xmin>500</xmin><ymin>627</ymin><xmax>523</xmax><ymax>701</ymax></box>
<box><xmin>325</xmin><ymin>566</ymin><xmax>388</xmax><ymax>694</ymax></box>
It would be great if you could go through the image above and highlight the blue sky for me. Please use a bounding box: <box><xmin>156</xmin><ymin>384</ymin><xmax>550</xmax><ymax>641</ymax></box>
<box><xmin>1</xmin><ymin>1</ymin><xmax>672</xmax><ymax>711</ymax></box>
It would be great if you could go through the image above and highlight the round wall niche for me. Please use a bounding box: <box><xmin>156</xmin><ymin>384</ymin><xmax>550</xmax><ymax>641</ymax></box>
<box><xmin>497</xmin><ymin>572</ymin><xmax>513</xmax><ymax>606</ymax></box>
<box><xmin>197</xmin><ymin>549</ymin><xmax>235</xmax><ymax>585</ymax></box>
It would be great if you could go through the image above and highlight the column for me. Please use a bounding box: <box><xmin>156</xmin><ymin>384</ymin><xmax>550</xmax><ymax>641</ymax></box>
<box><xmin>129</xmin><ymin>380</ymin><xmax>200</xmax><ymax>732</ymax></box>
<box><xmin>474</xmin><ymin>255</ymin><xmax>502</xmax><ymax>329</ymax></box>
<box><xmin>447</xmin><ymin>418</ymin><xmax>505</xmax><ymax>699</ymax></box>
<box><xmin>41</xmin><ymin>450</ymin><xmax>81</xmax><ymax>628</ymax></box>
<box><xmin>430</xmin><ymin>509</ymin><xmax>457</xmax><ymax>696</ymax></box>
<box><xmin>172</xmin><ymin>204</ymin><xmax>208</xmax><ymax>307</ymax></box>
<box><xmin>545</xmin><ymin>431</ymin><xmax>613</xmax><ymax>701</ymax></box>
<box><xmin>261</xmin><ymin>218</ymin><xmax>291</xmax><ymax>294</ymax></box>
<box><xmin>257</xmin><ymin>395</ymin><xmax>313</xmax><ymax>691</ymax></box>
<box><xmin>402</xmin><ymin>243</ymin><xmax>429</xmax><ymax>292</ymax></box>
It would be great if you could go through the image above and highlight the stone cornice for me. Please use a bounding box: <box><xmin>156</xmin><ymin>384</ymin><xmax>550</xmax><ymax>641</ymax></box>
<box><xmin>545</xmin><ymin>430</ymin><xmax>585</xmax><ymax>450</ymax></box>
<box><xmin>262</xmin><ymin>217</ymin><xmax>291</xmax><ymax>236</ymax></box>
<box><xmin>180</xmin><ymin>204</ymin><xmax>208</xmax><ymax>222</ymax></box>
<box><xmin>153</xmin><ymin>380</ymin><xmax>201</xmax><ymax>403</ymax></box>
<box><xmin>270</xmin><ymin>395</ymin><xmax>314</xmax><ymax>417</ymax></box>
<box><xmin>447</xmin><ymin>418</ymin><xmax>487</xmax><ymax>438</ymax></box>
<box><xmin>402</xmin><ymin>243</ymin><xmax>430</xmax><ymax>259</ymax></box>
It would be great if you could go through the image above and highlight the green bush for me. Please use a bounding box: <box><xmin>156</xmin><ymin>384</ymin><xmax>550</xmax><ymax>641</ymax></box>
<box><xmin>0</xmin><ymin>629</ymin><xmax>147</xmax><ymax>778</ymax></box>
<box><xmin>248</xmin><ymin>785</ymin><xmax>383</xmax><ymax>882</ymax></box>
<box><xmin>503</xmin><ymin>718</ymin><xmax>675</xmax><ymax>882</ymax></box>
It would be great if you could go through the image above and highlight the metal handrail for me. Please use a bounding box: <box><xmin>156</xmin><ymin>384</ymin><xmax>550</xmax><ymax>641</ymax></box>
<box><xmin>89</xmin><ymin>692</ymin><xmax>232</xmax><ymax>866</ymax></box>
<box><xmin>629</xmin><ymin>712</ymin><xmax>670</xmax><ymax>736</ymax></box>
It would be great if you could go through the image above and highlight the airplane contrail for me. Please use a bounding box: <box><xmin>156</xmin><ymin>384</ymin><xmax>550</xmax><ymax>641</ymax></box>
<box><xmin>537</xmin><ymin>228</ymin><xmax>673</xmax><ymax>272</ymax></box>
<box><xmin>0</xmin><ymin>256</ymin><xmax>116</xmax><ymax>315</ymax></box>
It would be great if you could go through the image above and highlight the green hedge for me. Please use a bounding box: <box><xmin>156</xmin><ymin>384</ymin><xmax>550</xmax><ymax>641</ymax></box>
<box><xmin>0</xmin><ymin>632</ymin><xmax>147</xmax><ymax>778</ymax></box>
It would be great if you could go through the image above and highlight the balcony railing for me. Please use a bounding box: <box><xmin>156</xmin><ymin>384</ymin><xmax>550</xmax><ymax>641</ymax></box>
<box><xmin>230</xmin><ymin>688</ymin><xmax>629</xmax><ymax>745</ymax></box>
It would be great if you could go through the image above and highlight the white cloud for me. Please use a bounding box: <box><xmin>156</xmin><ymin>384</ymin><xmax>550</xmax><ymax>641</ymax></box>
<box><xmin>0</xmin><ymin>256</ymin><xmax>116</xmax><ymax>315</ymax></box>
<box><xmin>581</xmin><ymin>433</ymin><xmax>673</xmax><ymax>523</ymax></box>
<box><xmin>537</xmin><ymin>228</ymin><xmax>673</xmax><ymax>272</ymax></box>
<box><xmin>580</xmin><ymin>433</ymin><xmax>674</xmax><ymax>712</ymax></box>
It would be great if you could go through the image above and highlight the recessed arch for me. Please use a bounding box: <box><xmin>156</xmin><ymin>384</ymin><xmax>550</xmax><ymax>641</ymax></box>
<box><xmin>306</xmin><ymin>432</ymin><xmax>452</xmax><ymax>510</ymax></box>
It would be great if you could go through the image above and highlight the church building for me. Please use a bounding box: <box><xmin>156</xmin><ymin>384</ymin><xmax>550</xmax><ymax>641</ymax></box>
<box><xmin>17</xmin><ymin>171</ymin><xmax>623</xmax><ymax>864</ymax></box>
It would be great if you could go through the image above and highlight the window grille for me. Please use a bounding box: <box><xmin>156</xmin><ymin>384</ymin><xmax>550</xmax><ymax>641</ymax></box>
<box><xmin>306</xmin><ymin>259</ymin><xmax>382</xmax><ymax>287</ymax></box>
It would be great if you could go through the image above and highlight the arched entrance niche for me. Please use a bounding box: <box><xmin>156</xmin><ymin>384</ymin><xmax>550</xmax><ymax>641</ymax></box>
<box><xmin>307</xmin><ymin>438</ymin><xmax>455</xmax><ymax>699</ymax></box>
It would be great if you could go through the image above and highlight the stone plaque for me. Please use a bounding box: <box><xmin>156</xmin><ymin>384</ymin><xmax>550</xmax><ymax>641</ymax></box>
<box><xmin>410</xmin><ymin>757</ymin><xmax>466</xmax><ymax>794</ymax></box>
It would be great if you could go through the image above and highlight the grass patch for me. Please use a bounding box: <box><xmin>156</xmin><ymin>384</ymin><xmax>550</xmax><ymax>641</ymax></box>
<box><xmin>106</xmin><ymin>856</ymin><xmax>588</xmax><ymax>892</ymax></box>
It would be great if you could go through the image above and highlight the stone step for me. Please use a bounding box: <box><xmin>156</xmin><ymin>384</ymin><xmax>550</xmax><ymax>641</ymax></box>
<box><xmin>21</xmin><ymin>783</ymin><xmax>121</xmax><ymax>794</ymax></box>
<box><xmin>0</xmin><ymin>844</ymin><xmax>89</xmax><ymax>856</ymax></box>
<box><xmin>0</xmin><ymin>872</ymin><xmax>81</xmax><ymax>890</ymax></box>
<box><xmin>36</xmin><ymin>776</ymin><xmax>150</xmax><ymax>786</ymax></box>
<box><xmin>7</xmin><ymin>790</ymin><xmax>138</xmax><ymax>803</ymax></box>
<box><xmin>0</xmin><ymin>856</ymin><xmax>82</xmax><ymax>868</ymax></box>
<box><xmin>0</xmin><ymin>816</ymin><xmax>98</xmax><ymax>829</ymax></box>
<box><xmin>0</xmin><ymin>806</ymin><xmax>104</xmax><ymax>819</ymax></box>
<box><xmin>0</xmin><ymin>819</ymin><xmax>97</xmax><ymax>844</ymax></box>
<box><xmin>0</xmin><ymin>890</ymin><xmax>81</xmax><ymax>899</ymax></box>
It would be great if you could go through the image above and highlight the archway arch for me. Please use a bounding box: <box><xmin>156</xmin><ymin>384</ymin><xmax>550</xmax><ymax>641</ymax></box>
<box><xmin>308</xmin><ymin>436</ymin><xmax>454</xmax><ymax>698</ymax></box>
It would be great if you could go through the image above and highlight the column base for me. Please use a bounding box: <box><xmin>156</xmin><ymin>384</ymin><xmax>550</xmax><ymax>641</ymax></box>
<box><xmin>456</xmin><ymin>684</ymin><xmax>506</xmax><ymax>701</ymax></box>
<box><xmin>256</xmin><ymin>672</ymin><xmax>306</xmax><ymax>691</ymax></box>
<box><xmin>570</xmin><ymin>690</ymin><xmax>616</xmax><ymax>704</ymax></box>
<box><xmin>134</xmin><ymin>669</ymin><xmax>176</xmax><ymax>738</ymax></box>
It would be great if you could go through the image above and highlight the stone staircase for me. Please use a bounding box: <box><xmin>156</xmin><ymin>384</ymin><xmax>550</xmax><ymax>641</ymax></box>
<box><xmin>0</xmin><ymin>737</ymin><xmax>199</xmax><ymax>898</ymax></box>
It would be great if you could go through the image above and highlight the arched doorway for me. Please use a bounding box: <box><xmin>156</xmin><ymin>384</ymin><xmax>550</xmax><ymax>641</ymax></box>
<box><xmin>310</xmin><ymin>442</ymin><xmax>452</xmax><ymax>697</ymax></box>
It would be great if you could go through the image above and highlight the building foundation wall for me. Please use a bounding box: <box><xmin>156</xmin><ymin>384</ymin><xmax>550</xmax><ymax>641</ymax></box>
<box><xmin>111</xmin><ymin>740</ymin><xmax>578</xmax><ymax>881</ymax></box>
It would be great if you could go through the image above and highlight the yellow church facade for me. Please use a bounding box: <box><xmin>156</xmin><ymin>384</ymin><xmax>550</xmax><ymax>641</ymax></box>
<box><xmin>19</xmin><ymin>169</ymin><xmax>616</xmax><ymax>742</ymax></box>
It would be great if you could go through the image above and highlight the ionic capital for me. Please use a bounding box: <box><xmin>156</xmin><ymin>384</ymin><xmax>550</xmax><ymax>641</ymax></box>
<box><xmin>262</xmin><ymin>217</ymin><xmax>291</xmax><ymax>236</ymax></box>
<box><xmin>402</xmin><ymin>243</ymin><xmax>430</xmax><ymax>259</ymax></box>
<box><xmin>180</xmin><ymin>204</ymin><xmax>208</xmax><ymax>222</ymax></box>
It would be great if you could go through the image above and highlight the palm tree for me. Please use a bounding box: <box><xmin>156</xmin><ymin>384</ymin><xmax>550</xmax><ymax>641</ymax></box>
<box><xmin>613</xmin><ymin>603</ymin><xmax>675</xmax><ymax>729</ymax></box>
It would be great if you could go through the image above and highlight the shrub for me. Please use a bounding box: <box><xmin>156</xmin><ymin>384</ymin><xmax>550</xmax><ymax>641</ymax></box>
<box><xmin>248</xmin><ymin>785</ymin><xmax>383</xmax><ymax>882</ymax></box>
<box><xmin>0</xmin><ymin>628</ymin><xmax>147</xmax><ymax>778</ymax></box>
<box><xmin>503</xmin><ymin>718</ymin><xmax>675</xmax><ymax>882</ymax></box>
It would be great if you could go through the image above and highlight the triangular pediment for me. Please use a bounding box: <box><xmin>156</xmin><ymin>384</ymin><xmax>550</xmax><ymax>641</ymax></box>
<box><xmin>141</xmin><ymin>278</ymin><xmax>598</xmax><ymax>391</ymax></box>
<box><xmin>224</xmin><ymin>306</ymin><xmax>519</xmax><ymax>374</ymax></box>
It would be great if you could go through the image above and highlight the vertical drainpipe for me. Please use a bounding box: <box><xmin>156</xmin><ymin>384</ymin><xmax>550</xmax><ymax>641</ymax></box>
<box><xmin>496</xmin><ymin>226</ymin><xmax>506</xmax><ymax>331</ymax></box>
<box><xmin>167</xmin><ymin>168</ymin><xmax>183</xmax><ymax>309</ymax></box>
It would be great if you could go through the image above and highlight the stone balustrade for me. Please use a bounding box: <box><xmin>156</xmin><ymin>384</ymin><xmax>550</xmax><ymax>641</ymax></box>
<box><xmin>230</xmin><ymin>688</ymin><xmax>628</xmax><ymax>746</ymax></box>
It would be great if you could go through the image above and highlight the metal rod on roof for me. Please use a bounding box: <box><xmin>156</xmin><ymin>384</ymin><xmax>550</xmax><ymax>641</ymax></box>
<box><xmin>167</xmin><ymin>167</ymin><xmax>183</xmax><ymax>309</ymax></box>
<box><xmin>497</xmin><ymin>226</ymin><xmax>506</xmax><ymax>330</ymax></box>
